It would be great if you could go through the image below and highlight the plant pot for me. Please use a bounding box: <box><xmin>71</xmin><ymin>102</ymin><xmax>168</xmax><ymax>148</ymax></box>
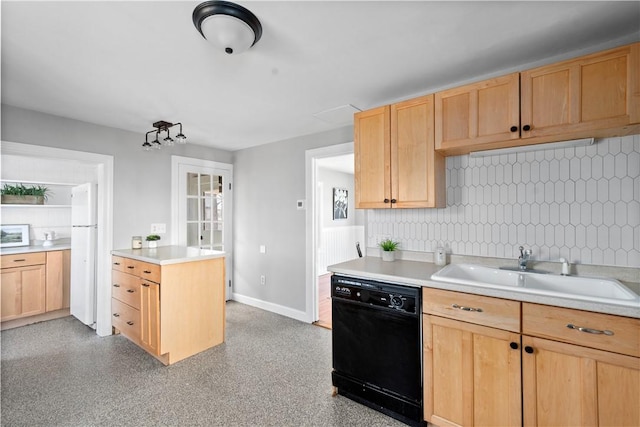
<box><xmin>148</xmin><ymin>241</ymin><xmax>158</xmax><ymax>249</ymax></box>
<box><xmin>381</xmin><ymin>251</ymin><xmax>395</xmax><ymax>262</ymax></box>
<box><xmin>1</xmin><ymin>195</ymin><xmax>44</xmax><ymax>205</ymax></box>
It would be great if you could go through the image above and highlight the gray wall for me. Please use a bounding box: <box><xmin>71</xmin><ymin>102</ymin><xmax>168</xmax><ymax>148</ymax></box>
<box><xmin>232</xmin><ymin>126</ymin><xmax>353</xmax><ymax>312</ymax></box>
<box><xmin>1</xmin><ymin>104</ymin><xmax>233</xmax><ymax>249</ymax></box>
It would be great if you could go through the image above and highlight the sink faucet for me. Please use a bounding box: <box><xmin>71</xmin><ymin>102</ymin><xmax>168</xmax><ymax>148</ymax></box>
<box><xmin>518</xmin><ymin>246</ymin><xmax>532</xmax><ymax>271</ymax></box>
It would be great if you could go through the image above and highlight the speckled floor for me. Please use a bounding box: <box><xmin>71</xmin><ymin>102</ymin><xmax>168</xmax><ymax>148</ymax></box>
<box><xmin>1</xmin><ymin>301</ymin><xmax>406</xmax><ymax>426</ymax></box>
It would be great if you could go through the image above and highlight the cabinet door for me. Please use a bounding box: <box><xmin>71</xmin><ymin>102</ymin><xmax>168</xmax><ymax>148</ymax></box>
<box><xmin>424</xmin><ymin>315</ymin><xmax>522</xmax><ymax>427</ymax></box>
<box><xmin>521</xmin><ymin>43</ymin><xmax>640</xmax><ymax>139</ymax></box>
<box><xmin>140</xmin><ymin>280</ymin><xmax>161</xmax><ymax>356</ymax></box>
<box><xmin>391</xmin><ymin>95</ymin><xmax>445</xmax><ymax>208</ymax></box>
<box><xmin>45</xmin><ymin>250</ymin><xmax>70</xmax><ymax>312</ymax></box>
<box><xmin>1</xmin><ymin>265</ymin><xmax>46</xmax><ymax>321</ymax></box>
<box><xmin>522</xmin><ymin>335</ymin><xmax>640</xmax><ymax>427</ymax></box>
<box><xmin>354</xmin><ymin>105</ymin><xmax>391</xmax><ymax>208</ymax></box>
<box><xmin>435</xmin><ymin>72</ymin><xmax>520</xmax><ymax>154</ymax></box>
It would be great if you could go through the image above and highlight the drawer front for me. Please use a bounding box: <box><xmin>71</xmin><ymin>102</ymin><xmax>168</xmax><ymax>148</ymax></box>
<box><xmin>111</xmin><ymin>256</ymin><xmax>126</xmax><ymax>272</ymax></box>
<box><xmin>423</xmin><ymin>287</ymin><xmax>521</xmax><ymax>332</ymax></box>
<box><xmin>111</xmin><ymin>298</ymin><xmax>140</xmax><ymax>343</ymax></box>
<box><xmin>138</xmin><ymin>261</ymin><xmax>160</xmax><ymax>284</ymax></box>
<box><xmin>120</xmin><ymin>257</ymin><xmax>141</xmax><ymax>276</ymax></box>
<box><xmin>111</xmin><ymin>270</ymin><xmax>140</xmax><ymax>309</ymax></box>
<box><xmin>1</xmin><ymin>252</ymin><xmax>46</xmax><ymax>269</ymax></box>
<box><xmin>523</xmin><ymin>303</ymin><xmax>640</xmax><ymax>357</ymax></box>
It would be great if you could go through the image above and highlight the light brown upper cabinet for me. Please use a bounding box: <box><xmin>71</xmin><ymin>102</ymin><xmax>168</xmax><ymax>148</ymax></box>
<box><xmin>355</xmin><ymin>95</ymin><xmax>445</xmax><ymax>209</ymax></box>
<box><xmin>435</xmin><ymin>73</ymin><xmax>521</xmax><ymax>155</ymax></box>
<box><xmin>435</xmin><ymin>42</ymin><xmax>640</xmax><ymax>156</ymax></box>
<box><xmin>521</xmin><ymin>42</ymin><xmax>640</xmax><ymax>140</ymax></box>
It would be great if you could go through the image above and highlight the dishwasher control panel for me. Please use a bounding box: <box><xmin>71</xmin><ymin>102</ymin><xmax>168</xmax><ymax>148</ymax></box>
<box><xmin>331</xmin><ymin>275</ymin><xmax>418</xmax><ymax>314</ymax></box>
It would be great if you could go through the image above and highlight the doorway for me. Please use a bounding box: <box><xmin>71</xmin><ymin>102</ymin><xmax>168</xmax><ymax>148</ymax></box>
<box><xmin>305</xmin><ymin>143</ymin><xmax>365</xmax><ymax>326</ymax></box>
<box><xmin>171</xmin><ymin>156</ymin><xmax>233</xmax><ymax>300</ymax></box>
<box><xmin>1</xmin><ymin>141</ymin><xmax>114</xmax><ymax>336</ymax></box>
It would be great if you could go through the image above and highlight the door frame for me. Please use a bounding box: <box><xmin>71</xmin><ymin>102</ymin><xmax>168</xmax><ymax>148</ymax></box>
<box><xmin>304</xmin><ymin>142</ymin><xmax>353</xmax><ymax>322</ymax></box>
<box><xmin>1</xmin><ymin>141</ymin><xmax>114</xmax><ymax>336</ymax></box>
<box><xmin>171</xmin><ymin>155</ymin><xmax>233</xmax><ymax>300</ymax></box>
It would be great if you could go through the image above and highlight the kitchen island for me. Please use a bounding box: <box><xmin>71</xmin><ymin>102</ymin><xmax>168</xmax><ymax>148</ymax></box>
<box><xmin>111</xmin><ymin>246</ymin><xmax>225</xmax><ymax>365</ymax></box>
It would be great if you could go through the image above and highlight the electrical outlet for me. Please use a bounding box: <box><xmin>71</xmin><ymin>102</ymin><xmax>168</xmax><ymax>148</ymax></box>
<box><xmin>151</xmin><ymin>223</ymin><xmax>166</xmax><ymax>234</ymax></box>
<box><xmin>260</xmin><ymin>275</ymin><xmax>266</xmax><ymax>285</ymax></box>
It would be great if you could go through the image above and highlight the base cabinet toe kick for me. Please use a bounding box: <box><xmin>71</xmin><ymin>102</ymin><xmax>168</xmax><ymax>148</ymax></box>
<box><xmin>111</xmin><ymin>254</ymin><xmax>225</xmax><ymax>365</ymax></box>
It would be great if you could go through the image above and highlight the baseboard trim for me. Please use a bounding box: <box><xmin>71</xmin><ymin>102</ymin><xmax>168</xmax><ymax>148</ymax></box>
<box><xmin>231</xmin><ymin>293</ymin><xmax>310</xmax><ymax>323</ymax></box>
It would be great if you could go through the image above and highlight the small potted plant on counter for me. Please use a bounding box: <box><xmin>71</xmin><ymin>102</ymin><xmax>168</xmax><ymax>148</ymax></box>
<box><xmin>146</xmin><ymin>234</ymin><xmax>161</xmax><ymax>249</ymax></box>
<box><xmin>379</xmin><ymin>238</ymin><xmax>399</xmax><ymax>262</ymax></box>
<box><xmin>1</xmin><ymin>183</ymin><xmax>50</xmax><ymax>205</ymax></box>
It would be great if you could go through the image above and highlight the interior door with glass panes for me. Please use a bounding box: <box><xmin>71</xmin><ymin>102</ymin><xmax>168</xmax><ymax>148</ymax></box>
<box><xmin>187</xmin><ymin>172</ymin><xmax>224</xmax><ymax>250</ymax></box>
<box><xmin>177</xmin><ymin>161</ymin><xmax>233</xmax><ymax>300</ymax></box>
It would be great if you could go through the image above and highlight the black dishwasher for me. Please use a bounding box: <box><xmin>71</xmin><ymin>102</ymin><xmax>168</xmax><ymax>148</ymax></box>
<box><xmin>331</xmin><ymin>275</ymin><xmax>423</xmax><ymax>426</ymax></box>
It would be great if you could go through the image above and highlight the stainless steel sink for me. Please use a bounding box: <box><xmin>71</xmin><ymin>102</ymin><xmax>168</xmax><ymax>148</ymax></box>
<box><xmin>430</xmin><ymin>263</ymin><xmax>640</xmax><ymax>307</ymax></box>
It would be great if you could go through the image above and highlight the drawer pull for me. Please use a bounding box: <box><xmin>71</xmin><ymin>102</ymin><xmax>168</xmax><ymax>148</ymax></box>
<box><xmin>142</xmin><ymin>283</ymin><xmax>150</xmax><ymax>287</ymax></box>
<box><xmin>127</xmin><ymin>265</ymin><xmax>135</xmax><ymax>269</ymax></box>
<box><xmin>567</xmin><ymin>323</ymin><xmax>614</xmax><ymax>336</ymax></box>
<box><xmin>113</xmin><ymin>284</ymin><xmax>120</xmax><ymax>288</ymax></box>
<box><xmin>452</xmin><ymin>304</ymin><xmax>483</xmax><ymax>312</ymax></box>
<box><xmin>127</xmin><ymin>289</ymin><xmax>135</xmax><ymax>293</ymax></box>
<box><xmin>113</xmin><ymin>313</ymin><xmax>120</xmax><ymax>317</ymax></box>
<box><xmin>13</xmin><ymin>259</ymin><xmax>26</xmax><ymax>262</ymax></box>
<box><xmin>126</xmin><ymin>321</ymin><xmax>134</xmax><ymax>326</ymax></box>
<box><xmin>113</xmin><ymin>262</ymin><xmax>121</xmax><ymax>266</ymax></box>
<box><xmin>143</xmin><ymin>270</ymin><xmax>152</xmax><ymax>274</ymax></box>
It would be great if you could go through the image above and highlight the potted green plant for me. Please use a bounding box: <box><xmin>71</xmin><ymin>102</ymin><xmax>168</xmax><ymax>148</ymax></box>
<box><xmin>146</xmin><ymin>234</ymin><xmax>161</xmax><ymax>248</ymax></box>
<box><xmin>379</xmin><ymin>238</ymin><xmax>399</xmax><ymax>262</ymax></box>
<box><xmin>1</xmin><ymin>183</ymin><xmax>50</xmax><ymax>205</ymax></box>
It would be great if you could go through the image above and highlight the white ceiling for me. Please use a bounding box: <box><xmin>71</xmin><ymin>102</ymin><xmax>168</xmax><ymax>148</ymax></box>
<box><xmin>2</xmin><ymin>1</ymin><xmax>639</xmax><ymax>152</ymax></box>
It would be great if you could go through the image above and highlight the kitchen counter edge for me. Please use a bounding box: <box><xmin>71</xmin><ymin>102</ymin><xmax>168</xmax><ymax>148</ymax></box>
<box><xmin>328</xmin><ymin>257</ymin><xmax>640</xmax><ymax>319</ymax></box>
<box><xmin>1</xmin><ymin>244</ymin><xmax>72</xmax><ymax>255</ymax></box>
<box><xmin>112</xmin><ymin>245</ymin><xmax>225</xmax><ymax>266</ymax></box>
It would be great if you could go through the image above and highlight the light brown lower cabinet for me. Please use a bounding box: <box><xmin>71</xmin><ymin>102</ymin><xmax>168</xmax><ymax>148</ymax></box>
<box><xmin>1</xmin><ymin>250</ymin><xmax>70</xmax><ymax>322</ymax></box>
<box><xmin>111</xmin><ymin>255</ymin><xmax>225</xmax><ymax>365</ymax></box>
<box><xmin>522</xmin><ymin>303</ymin><xmax>640</xmax><ymax>427</ymax></box>
<box><xmin>423</xmin><ymin>288</ymin><xmax>640</xmax><ymax>427</ymax></box>
<box><xmin>423</xmin><ymin>288</ymin><xmax>522</xmax><ymax>427</ymax></box>
<box><xmin>423</xmin><ymin>315</ymin><xmax>522</xmax><ymax>427</ymax></box>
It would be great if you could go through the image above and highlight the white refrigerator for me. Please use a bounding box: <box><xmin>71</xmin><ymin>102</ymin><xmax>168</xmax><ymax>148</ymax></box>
<box><xmin>70</xmin><ymin>183</ymin><xmax>97</xmax><ymax>327</ymax></box>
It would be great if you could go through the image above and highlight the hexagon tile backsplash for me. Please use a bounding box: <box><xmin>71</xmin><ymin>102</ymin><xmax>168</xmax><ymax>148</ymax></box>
<box><xmin>367</xmin><ymin>135</ymin><xmax>640</xmax><ymax>268</ymax></box>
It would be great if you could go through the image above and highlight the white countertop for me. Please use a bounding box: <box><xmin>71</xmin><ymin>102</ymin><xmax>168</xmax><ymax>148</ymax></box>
<box><xmin>328</xmin><ymin>257</ymin><xmax>640</xmax><ymax>319</ymax></box>
<box><xmin>111</xmin><ymin>245</ymin><xmax>225</xmax><ymax>265</ymax></box>
<box><xmin>1</xmin><ymin>243</ymin><xmax>72</xmax><ymax>255</ymax></box>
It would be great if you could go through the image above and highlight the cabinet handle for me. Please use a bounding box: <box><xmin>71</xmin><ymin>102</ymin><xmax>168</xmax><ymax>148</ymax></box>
<box><xmin>390</xmin><ymin>199</ymin><xmax>397</xmax><ymax>204</ymax></box>
<box><xmin>384</xmin><ymin>199</ymin><xmax>390</xmax><ymax>203</ymax></box>
<box><xmin>510</xmin><ymin>342</ymin><xmax>519</xmax><ymax>350</ymax></box>
<box><xmin>452</xmin><ymin>304</ymin><xmax>483</xmax><ymax>312</ymax></box>
<box><xmin>524</xmin><ymin>346</ymin><xmax>534</xmax><ymax>354</ymax></box>
<box><xmin>113</xmin><ymin>262</ymin><xmax>121</xmax><ymax>266</ymax></box>
<box><xmin>127</xmin><ymin>266</ymin><xmax>135</xmax><ymax>269</ymax></box>
<box><xmin>127</xmin><ymin>289</ymin><xmax>135</xmax><ymax>293</ymax></box>
<box><xmin>113</xmin><ymin>313</ymin><xmax>120</xmax><ymax>317</ymax></box>
<box><xmin>113</xmin><ymin>284</ymin><xmax>120</xmax><ymax>288</ymax></box>
<box><xmin>13</xmin><ymin>259</ymin><xmax>26</xmax><ymax>262</ymax></box>
<box><xmin>523</xmin><ymin>125</ymin><xmax>531</xmax><ymax>131</ymax></box>
<box><xmin>126</xmin><ymin>321</ymin><xmax>134</xmax><ymax>326</ymax></box>
<box><xmin>143</xmin><ymin>270</ymin><xmax>151</xmax><ymax>274</ymax></box>
<box><xmin>567</xmin><ymin>323</ymin><xmax>614</xmax><ymax>336</ymax></box>
<box><xmin>142</xmin><ymin>283</ymin><xmax>150</xmax><ymax>287</ymax></box>
<box><xmin>510</xmin><ymin>126</ymin><xmax>518</xmax><ymax>132</ymax></box>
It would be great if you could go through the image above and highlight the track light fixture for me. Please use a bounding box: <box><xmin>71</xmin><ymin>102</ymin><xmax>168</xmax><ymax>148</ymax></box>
<box><xmin>192</xmin><ymin>1</ymin><xmax>262</xmax><ymax>55</ymax></box>
<box><xmin>143</xmin><ymin>121</ymin><xmax>187</xmax><ymax>151</ymax></box>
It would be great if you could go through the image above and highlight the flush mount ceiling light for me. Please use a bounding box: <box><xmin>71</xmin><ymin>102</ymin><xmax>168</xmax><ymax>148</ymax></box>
<box><xmin>192</xmin><ymin>1</ymin><xmax>262</xmax><ymax>55</ymax></box>
<box><xmin>142</xmin><ymin>121</ymin><xmax>187</xmax><ymax>151</ymax></box>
